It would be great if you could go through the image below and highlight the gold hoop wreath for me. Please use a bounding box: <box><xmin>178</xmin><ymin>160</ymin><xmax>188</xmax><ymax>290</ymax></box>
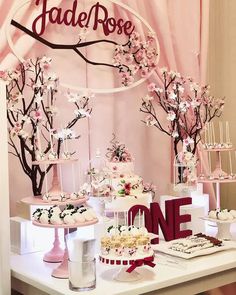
<box><xmin>6</xmin><ymin>0</ymin><xmax>160</xmax><ymax>94</ymax></box>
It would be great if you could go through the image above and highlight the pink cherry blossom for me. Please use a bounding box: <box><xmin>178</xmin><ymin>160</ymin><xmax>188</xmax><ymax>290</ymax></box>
<box><xmin>0</xmin><ymin>70</ymin><xmax>7</xmax><ymax>80</ymax></box>
<box><xmin>123</xmin><ymin>54</ymin><xmax>134</xmax><ymax>64</ymax></box>
<box><xmin>33</xmin><ymin>109</ymin><xmax>43</xmax><ymax>121</ymax></box>
<box><xmin>140</xmin><ymin>68</ymin><xmax>149</xmax><ymax>78</ymax></box>
<box><xmin>121</xmin><ymin>72</ymin><xmax>134</xmax><ymax>86</ymax></box>
<box><xmin>147</xmin><ymin>82</ymin><xmax>157</xmax><ymax>92</ymax></box>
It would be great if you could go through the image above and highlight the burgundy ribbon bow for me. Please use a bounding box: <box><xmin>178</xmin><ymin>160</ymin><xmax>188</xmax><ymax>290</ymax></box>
<box><xmin>126</xmin><ymin>256</ymin><xmax>156</xmax><ymax>273</ymax></box>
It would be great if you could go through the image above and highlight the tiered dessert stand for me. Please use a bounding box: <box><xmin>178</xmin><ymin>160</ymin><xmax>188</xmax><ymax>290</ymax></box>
<box><xmin>197</xmin><ymin>122</ymin><xmax>236</xmax><ymax>239</ymax></box>
<box><xmin>198</xmin><ymin>121</ymin><xmax>236</xmax><ymax>209</ymax></box>
<box><xmin>198</xmin><ymin>147</ymin><xmax>236</xmax><ymax>209</ymax></box>
<box><xmin>21</xmin><ymin>158</ymin><xmax>98</xmax><ymax>278</ymax></box>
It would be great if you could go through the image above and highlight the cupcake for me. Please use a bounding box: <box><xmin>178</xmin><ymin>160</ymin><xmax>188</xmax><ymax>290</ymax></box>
<box><xmin>124</xmin><ymin>240</ymin><xmax>137</xmax><ymax>257</ymax></box>
<box><xmin>110</xmin><ymin>240</ymin><xmax>122</xmax><ymax>255</ymax></box>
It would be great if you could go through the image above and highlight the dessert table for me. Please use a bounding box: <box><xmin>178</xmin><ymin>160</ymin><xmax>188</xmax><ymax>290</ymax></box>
<box><xmin>11</xmin><ymin>225</ymin><xmax>236</xmax><ymax>295</ymax></box>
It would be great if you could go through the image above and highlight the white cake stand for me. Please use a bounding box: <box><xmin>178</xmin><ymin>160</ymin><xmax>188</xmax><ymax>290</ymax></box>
<box><xmin>201</xmin><ymin>217</ymin><xmax>236</xmax><ymax>240</ymax></box>
<box><xmin>99</xmin><ymin>252</ymin><xmax>155</xmax><ymax>282</ymax></box>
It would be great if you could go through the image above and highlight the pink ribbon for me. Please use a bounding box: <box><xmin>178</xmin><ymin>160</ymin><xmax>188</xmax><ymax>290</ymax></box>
<box><xmin>126</xmin><ymin>256</ymin><xmax>156</xmax><ymax>273</ymax></box>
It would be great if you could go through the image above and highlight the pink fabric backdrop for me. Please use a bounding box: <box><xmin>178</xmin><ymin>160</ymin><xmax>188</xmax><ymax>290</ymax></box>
<box><xmin>2</xmin><ymin>1</ymin><xmax>235</xmax><ymax>294</ymax></box>
<box><xmin>0</xmin><ymin>0</ymin><xmax>216</xmax><ymax>211</ymax></box>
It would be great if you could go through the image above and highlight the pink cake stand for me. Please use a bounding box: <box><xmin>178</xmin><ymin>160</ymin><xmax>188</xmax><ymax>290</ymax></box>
<box><xmin>33</xmin><ymin>219</ymin><xmax>98</xmax><ymax>279</ymax></box>
<box><xmin>21</xmin><ymin>196</ymin><xmax>89</xmax><ymax>263</ymax></box>
<box><xmin>32</xmin><ymin>158</ymin><xmax>79</xmax><ymax>197</ymax></box>
<box><xmin>23</xmin><ymin>158</ymin><xmax>88</xmax><ymax>263</ymax></box>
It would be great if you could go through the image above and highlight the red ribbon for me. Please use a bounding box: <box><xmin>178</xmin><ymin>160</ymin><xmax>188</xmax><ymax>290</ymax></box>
<box><xmin>126</xmin><ymin>256</ymin><xmax>156</xmax><ymax>273</ymax></box>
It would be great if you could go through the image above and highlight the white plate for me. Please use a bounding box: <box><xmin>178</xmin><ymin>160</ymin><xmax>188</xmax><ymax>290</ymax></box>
<box><xmin>153</xmin><ymin>240</ymin><xmax>236</xmax><ymax>259</ymax></box>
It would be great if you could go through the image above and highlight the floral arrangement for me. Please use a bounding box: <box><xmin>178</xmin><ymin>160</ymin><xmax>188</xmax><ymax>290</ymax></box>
<box><xmin>2</xmin><ymin>57</ymin><xmax>92</xmax><ymax>196</ymax></box>
<box><xmin>140</xmin><ymin>68</ymin><xmax>225</xmax><ymax>157</ymax></box>
<box><xmin>177</xmin><ymin>151</ymin><xmax>197</xmax><ymax>167</ymax></box>
<box><xmin>113</xmin><ymin>31</ymin><xmax>158</xmax><ymax>86</ymax></box>
<box><xmin>106</xmin><ymin>134</ymin><xmax>132</xmax><ymax>162</ymax></box>
<box><xmin>174</xmin><ymin>151</ymin><xmax>197</xmax><ymax>189</ymax></box>
<box><xmin>118</xmin><ymin>180</ymin><xmax>132</xmax><ymax>196</ymax></box>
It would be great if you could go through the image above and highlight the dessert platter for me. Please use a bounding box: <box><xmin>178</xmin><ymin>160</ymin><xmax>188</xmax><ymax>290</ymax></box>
<box><xmin>201</xmin><ymin>209</ymin><xmax>236</xmax><ymax>240</ymax></box>
<box><xmin>99</xmin><ymin>212</ymin><xmax>156</xmax><ymax>281</ymax></box>
<box><xmin>32</xmin><ymin>204</ymin><xmax>98</xmax><ymax>227</ymax></box>
<box><xmin>154</xmin><ymin>233</ymin><xmax>236</xmax><ymax>259</ymax></box>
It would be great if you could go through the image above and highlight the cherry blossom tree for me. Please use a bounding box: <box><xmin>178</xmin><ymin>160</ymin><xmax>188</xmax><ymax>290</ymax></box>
<box><xmin>140</xmin><ymin>68</ymin><xmax>225</xmax><ymax>157</ymax></box>
<box><xmin>1</xmin><ymin>57</ymin><xmax>92</xmax><ymax>196</ymax></box>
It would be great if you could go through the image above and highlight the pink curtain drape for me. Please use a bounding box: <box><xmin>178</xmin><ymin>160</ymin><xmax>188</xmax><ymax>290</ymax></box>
<box><xmin>1</xmin><ymin>1</ymin><xmax>234</xmax><ymax>294</ymax></box>
<box><xmin>0</xmin><ymin>0</ymin><xmax>216</xmax><ymax>213</ymax></box>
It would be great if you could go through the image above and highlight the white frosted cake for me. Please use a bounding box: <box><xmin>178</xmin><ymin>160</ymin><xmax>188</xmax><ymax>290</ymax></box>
<box><xmin>104</xmin><ymin>135</ymin><xmax>154</xmax><ymax>211</ymax></box>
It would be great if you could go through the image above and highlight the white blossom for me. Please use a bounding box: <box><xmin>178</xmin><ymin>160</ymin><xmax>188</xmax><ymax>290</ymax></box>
<box><xmin>169</xmin><ymin>91</ymin><xmax>177</xmax><ymax>100</ymax></box>
<box><xmin>172</xmin><ymin>131</ymin><xmax>179</xmax><ymax>138</ymax></box>
<box><xmin>160</xmin><ymin>67</ymin><xmax>168</xmax><ymax>74</ymax></box>
<box><xmin>74</xmin><ymin>109</ymin><xmax>90</xmax><ymax>118</ymax></box>
<box><xmin>21</xmin><ymin>115</ymin><xmax>31</xmax><ymax>124</ymax></box>
<box><xmin>169</xmin><ymin>70</ymin><xmax>181</xmax><ymax>78</ymax></box>
<box><xmin>191</xmin><ymin>100</ymin><xmax>200</xmax><ymax>108</ymax></box>
<box><xmin>167</xmin><ymin>111</ymin><xmax>176</xmax><ymax>121</ymax></box>
<box><xmin>179</xmin><ymin>101</ymin><xmax>190</xmax><ymax>113</ymax></box>
<box><xmin>190</xmin><ymin>82</ymin><xmax>199</xmax><ymax>92</ymax></box>
<box><xmin>34</xmin><ymin>93</ymin><xmax>43</xmax><ymax>104</ymax></box>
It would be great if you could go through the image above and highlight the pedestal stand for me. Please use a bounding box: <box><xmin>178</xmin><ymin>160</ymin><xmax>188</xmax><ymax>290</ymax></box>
<box><xmin>33</xmin><ymin>219</ymin><xmax>98</xmax><ymax>279</ymax></box>
<box><xmin>198</xmin><ymin>148</ymin><xmax>236</xmax><ymax>209</ymax></box>
<box><xmin>201</xmin><ymin>217</ymin><xmax>236</xmax><ymax>240</ymax></box>
<box><xmin>99</xmin><ymin>253</ymin><xmax>155</xmax><ymax>282</ymax></box>
<box><xmin>113</xmin><ymin>267</ymin><xmax>142</xmax><ymax>282</ymax></box>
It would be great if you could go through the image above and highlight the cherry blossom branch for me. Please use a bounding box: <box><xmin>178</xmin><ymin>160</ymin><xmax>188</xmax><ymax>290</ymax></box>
<box><xmin>11</xmin><ymin>20</ymin><xmax>119</xmax><ymax>69</ymax></box>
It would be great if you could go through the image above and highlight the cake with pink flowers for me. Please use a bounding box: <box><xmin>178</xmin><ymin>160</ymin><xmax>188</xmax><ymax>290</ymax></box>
<box><xmin>104</xmin><ymin>135</ymin><xmax>154</xmax><ymax>211</ymax></box>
